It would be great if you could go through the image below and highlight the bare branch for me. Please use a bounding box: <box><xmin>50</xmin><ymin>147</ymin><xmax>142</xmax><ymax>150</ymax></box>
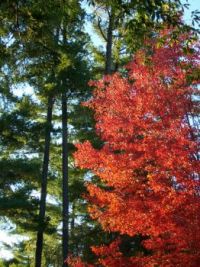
<box><xmin>97</xmin><ymin>17</ymin><xmax>107</xmax><ymax>42</ymax></box>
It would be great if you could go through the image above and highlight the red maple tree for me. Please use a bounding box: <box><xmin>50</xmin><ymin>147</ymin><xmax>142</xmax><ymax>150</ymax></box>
<box><xmin>73</xmin><ymin>31</ymin><xmax>200</xmax><ymax>267</ymax></box>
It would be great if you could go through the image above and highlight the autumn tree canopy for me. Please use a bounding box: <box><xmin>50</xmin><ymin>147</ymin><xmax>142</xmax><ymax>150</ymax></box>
<box><xmin>73</xmin><ymin>31</ymin><xmax>200</xmax><ymax>267</ymax></box>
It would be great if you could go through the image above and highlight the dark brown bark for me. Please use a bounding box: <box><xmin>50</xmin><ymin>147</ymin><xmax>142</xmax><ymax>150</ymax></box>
<box><xmin>62</xmin><ymin>91</ymin><xmax>69</xmax><ymax>267</ymax></box>
<box><xmin>35</xmin><ymin>95</ymin><xmax>54</xmax><ymax>267</ymax></box>
<box><xmin>105</xmin><ymin>8</ymin><xmax>114</xmax><ymax>75</ymax></box>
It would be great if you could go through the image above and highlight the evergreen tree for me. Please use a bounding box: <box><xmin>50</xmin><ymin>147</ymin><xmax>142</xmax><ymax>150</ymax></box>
<box><xmin>0</xmin><ymin>0</ymin><xmax>91</xmax><ymax>265</ymax></box>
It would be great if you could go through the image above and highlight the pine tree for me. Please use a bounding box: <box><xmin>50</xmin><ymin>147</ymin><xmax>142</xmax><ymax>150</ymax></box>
<box><xmin>0</xmin><ymin>0</ymin><xmax>92</xmax><ymax>265</ymax></box>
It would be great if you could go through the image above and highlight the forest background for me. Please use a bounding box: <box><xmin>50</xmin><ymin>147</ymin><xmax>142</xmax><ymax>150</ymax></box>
<box><xmin>0</xmin><ymin>0</ymin><xmax>199</xmax><ymax>266</ymax></box>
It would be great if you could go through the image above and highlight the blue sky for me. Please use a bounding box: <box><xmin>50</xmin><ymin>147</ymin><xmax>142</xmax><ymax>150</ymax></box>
<box><xmin>184</xmin><ymin>0</ymin><xmax>200</xmax><ymax>23</ymax></box>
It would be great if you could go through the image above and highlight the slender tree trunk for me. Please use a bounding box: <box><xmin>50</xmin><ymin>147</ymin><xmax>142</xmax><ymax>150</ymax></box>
<box><xmin>35</xmin><ymin>95</ymin><xmax>54</xmax><ymax>267</ymax></box>
<box><xmin>105</xmin><ymin>8</ymin><xmax>114</xmax><ymax>75</ymax></box>
<box><xmin>71</xmin><ymin>202</ymin><xmax>75</xmax><ymax>235</ymax></box>
<box><xmin>62</xmin><ymin>90</ymin><xmax>69</xmax><ymax>267</ymax></box>
<box><xmin>70</xmin><ymin>202</ymin><xmax>75</xmax><ymax>253</ymax></box>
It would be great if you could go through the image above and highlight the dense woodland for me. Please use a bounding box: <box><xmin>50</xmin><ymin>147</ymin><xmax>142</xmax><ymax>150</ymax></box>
<box><xmin>0</xmin><ymin>0</ymin><xmax>199</xmax><ymax>267</ymax></box>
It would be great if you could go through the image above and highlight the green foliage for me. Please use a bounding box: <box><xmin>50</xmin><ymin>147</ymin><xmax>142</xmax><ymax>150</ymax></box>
<box><xmin>0</xmin><ymin>0</ymin><xmax>95</xmax><ymax>265</ymax></box>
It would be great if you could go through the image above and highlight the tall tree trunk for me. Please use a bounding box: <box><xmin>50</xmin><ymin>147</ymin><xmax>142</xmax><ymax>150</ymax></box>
<box><xmin>70</xmin><ymin>202</ymin><xmax>75</xmax><ymax>254</ymax></box>
<box><xmin>35</xmin><ymin>95</ymin><xmax>54</xmax><ymax>267</ymax></box>
<box><xmin>62</xmin><ymin>90</ymin><xmax>69</xmax><ymax>267</ymax></box>
<box><xmin>105</xmin><ymin>8</ymin><xmax>114</xmax><ymax>75</ymax></box>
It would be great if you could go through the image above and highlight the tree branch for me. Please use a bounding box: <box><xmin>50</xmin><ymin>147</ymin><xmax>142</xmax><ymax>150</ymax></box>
<box><xmin>97</xmin><ymin>17</ymin><xmax>107</xmax><ymax>42</ymax></box>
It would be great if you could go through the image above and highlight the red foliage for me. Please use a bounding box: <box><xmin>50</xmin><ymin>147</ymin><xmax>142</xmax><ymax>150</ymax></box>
<box><xmin>73</xmin><ymin>32</ymin><xmax>200</xmax><ymax>267</ymax></box>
